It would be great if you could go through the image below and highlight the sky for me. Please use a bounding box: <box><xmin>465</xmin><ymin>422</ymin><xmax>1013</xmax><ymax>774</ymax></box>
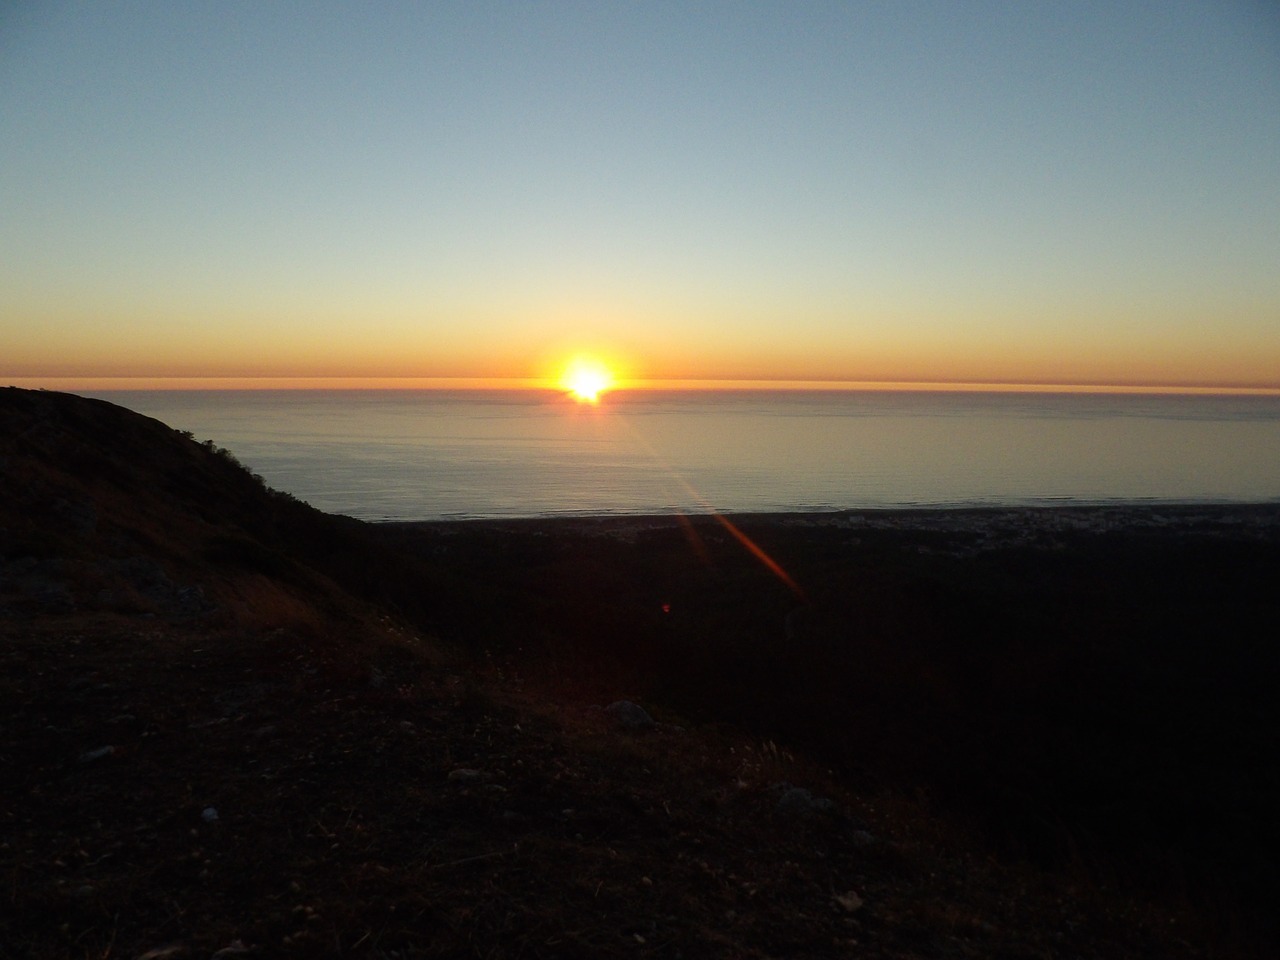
<box><xmin>2</xmin><ymin>0</ymin><xmax>1279</xmax><ymax>390</ymax></box>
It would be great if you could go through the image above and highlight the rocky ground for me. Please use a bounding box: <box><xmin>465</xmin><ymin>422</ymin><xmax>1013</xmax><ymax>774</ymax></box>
<box><xmin>1</xmin><ymin>613</ymin><xmax>1227</xmax><ymax>960</ymax></box>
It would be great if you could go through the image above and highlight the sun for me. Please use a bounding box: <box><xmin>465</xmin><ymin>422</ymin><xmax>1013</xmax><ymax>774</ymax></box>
<box><xmin>561</xmin><ymin>357</ymin><xmax>614</xmax><ymax>403</ymax></box>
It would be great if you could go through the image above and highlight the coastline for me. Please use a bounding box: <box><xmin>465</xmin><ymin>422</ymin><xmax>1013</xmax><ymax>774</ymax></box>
<box><xmin>378</xmin><ymin>500</ymin><xmax>1280</xmax><ymax>540</ymax></box>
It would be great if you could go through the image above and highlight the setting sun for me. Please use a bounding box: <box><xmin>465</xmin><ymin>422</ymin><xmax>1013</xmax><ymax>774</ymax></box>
<box><xmin>561</xmin><ymin>358</ymin><xmax>614</xmax><ymax>403</ymax></box>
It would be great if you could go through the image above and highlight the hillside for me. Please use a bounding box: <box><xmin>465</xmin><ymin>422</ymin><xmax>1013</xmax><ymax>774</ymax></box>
<box><xmin>0</xmin><ymin>387</ymin><xmax>442</xmax><ymax>629</ymax></box>
<box><xmin>2</xmin><ymin>387</ymin><xmax>1276</xmax><ymax>959</ymax></box>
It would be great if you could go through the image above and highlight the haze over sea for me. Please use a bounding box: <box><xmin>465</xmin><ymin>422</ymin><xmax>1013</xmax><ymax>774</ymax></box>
<box><xmin>96</xmin><ymin>389</ymin><xmax>1280</xmax><ymax>522</ymax></box>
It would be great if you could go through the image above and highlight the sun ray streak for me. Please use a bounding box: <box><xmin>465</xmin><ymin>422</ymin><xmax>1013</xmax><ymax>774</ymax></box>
<box><xmin>674</xmin><ymin>511</ymin><xmax>713</xmax><ymax>569</ymax></box>
<box><xmin>708</xmin><ymin>513</ymin><xmax>804</xmax><ymax>598</ymax></box>
<box><xmin>611</xmin><ymin>407</ymin><xmax>805</xmax><ymax>599</ymax></box>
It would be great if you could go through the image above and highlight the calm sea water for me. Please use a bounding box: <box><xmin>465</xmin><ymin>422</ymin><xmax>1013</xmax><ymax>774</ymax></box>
<box><xmin>94</xmin><ymin>389</ymin><xmax>1280</xmax><ymax>521</ymax></box>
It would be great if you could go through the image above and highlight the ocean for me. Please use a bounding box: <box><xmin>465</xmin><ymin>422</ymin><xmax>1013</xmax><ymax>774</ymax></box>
<box><xmin>92</xmin><ymin>389</ymin><xmax>1280</xmax><ymax>521</ymax></box>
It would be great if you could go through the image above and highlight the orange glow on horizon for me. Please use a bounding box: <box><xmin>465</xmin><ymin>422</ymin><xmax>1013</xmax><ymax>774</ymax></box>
<box><xmin>3</xmin><ymin>377</ymin><xmax>1279</xmax><ymax>397</ymax></box>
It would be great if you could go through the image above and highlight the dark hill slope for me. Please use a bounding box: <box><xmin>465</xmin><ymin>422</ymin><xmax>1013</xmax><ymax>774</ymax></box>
<box><xmin>0</xmin><ymin>387</ymin><xmax>434</xmax><ymax>629</ymax></box>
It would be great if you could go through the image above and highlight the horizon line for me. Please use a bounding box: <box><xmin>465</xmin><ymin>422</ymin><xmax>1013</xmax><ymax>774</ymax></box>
<box><xmin>4</xmin><ymin>376</ymin><xmax>1280</xmax><ymax>397</ymax></box>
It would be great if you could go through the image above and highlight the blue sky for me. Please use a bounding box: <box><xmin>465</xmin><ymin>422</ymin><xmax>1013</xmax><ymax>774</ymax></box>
<box><xmin>3</xmin><ymin>1</ymin><xmax>1278</xmax><ymax>387</ymax></box>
